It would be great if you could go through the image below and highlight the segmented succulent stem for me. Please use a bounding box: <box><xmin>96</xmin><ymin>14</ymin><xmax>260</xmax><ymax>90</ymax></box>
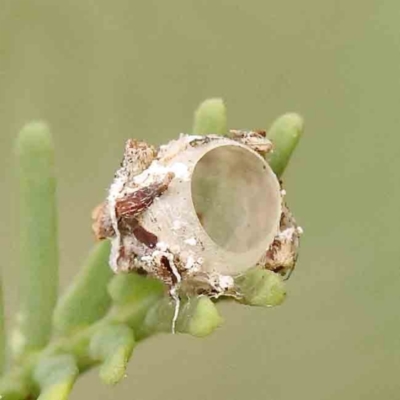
<box><xmin>0</xmin><ymin>99</ymin><xmax>302</xmax><ymax>400</ymax></box>
<box><xmin>13</xmin><ymin>122</ymin><xmax>59</xmax><ymax>360</ymax></box>
<box><xmin>266</xmin><ymin>113</ymin><xmax>304</xmax><ymax>177</ymax></box>
<box><xmin>193</xmin><ymin>98</ymin><xmax>227</xmax><ymax>135</ymax></box>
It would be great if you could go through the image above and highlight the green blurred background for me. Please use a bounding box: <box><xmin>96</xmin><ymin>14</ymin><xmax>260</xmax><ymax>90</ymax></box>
<box><xmin>1</xmin><ymin>1</ymin><xmax>399</xmax><ymax>399</ymax></box>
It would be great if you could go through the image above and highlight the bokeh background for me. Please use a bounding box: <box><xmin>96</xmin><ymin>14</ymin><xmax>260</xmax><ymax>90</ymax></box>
<box><xmin>1</xmin><ymin>1</ymin><xmax>399</xmax><ymax>399</ymax></box>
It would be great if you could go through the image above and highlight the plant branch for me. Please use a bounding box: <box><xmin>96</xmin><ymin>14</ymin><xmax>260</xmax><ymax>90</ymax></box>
<box><xmin>266</xmin><ymin>113</ymin><xmax>304</xmax><ymax>177</ymax></box>
<box><xmin>0</xmin><ymin>99</ymin><xmax>303</xmax><ymax>399</ymax></box>
<box><xmin>193</xmin><ymin>98</ymin><xmax>227</xmax><ymax>135</ymax></box>
<box><xmin>13</xmin><ymin>122</ymin><xmax>59</xmax><ymax>360</ymax></box>
<box><xmin>53</xmin><ymin>241</ymin><xmax>113</xmax><ymax>335</ymax></box>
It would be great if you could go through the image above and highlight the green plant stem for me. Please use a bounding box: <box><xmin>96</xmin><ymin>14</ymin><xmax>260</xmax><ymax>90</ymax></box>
<box><xmin>34</xmin><ymin>355</ymin><xmax>78</xmax><ymax>400</ymax></box>
<box><xmin>13</xmin><ymin>122</ymin><xmax>59</xmax><ymax>360</ymax></box>
<box><xmin>0</xmin><ymin>280</ymin><xmax>160</xmax><ymax>398</ymax></box>
<box><xmin>53</xmin><ymin>241</ymin><xmax>113</xmax><ymax>335</ymax></box>
<box><xmin>266</xmin><ymin>113</ymin><xmax>304</xmax><ymax>177</ymax></box>
<box><xmin>89</xmin><ymin>324</ymin><xmax>135</xmax><ymax>385</ymax></box>
<box><xmin>0</xmin><ymin>272</ymin><xmax>223</xmax><ymax>398</ymax></box>
<box><xmin>0</xmin><ymin>102</ymin><xmax>302</xmax><ymax>399</ymax></box>
<box><xmin>235</xmin><ymin>269</ymin><xmax>286</xmax><ymax>307</ymax></box>
<box><xmin>139</xmin><ymin>296</ymin><xmax>223</xmax><ymax>339</ymax></box>
<box><xmin>193</xmin><ymin>98</ymin><xmax>227</xmax><ymax>135</ymax></box>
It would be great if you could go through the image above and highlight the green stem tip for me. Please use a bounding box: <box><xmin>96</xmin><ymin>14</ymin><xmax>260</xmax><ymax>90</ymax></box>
<box><xmin>141</xmin><ymin>296</ymin><xmax>223</xmax><ymax>338</ymax></box>
<box><xmin>13</xmin><ymin>121</ymin><xmax>59</xmax><ymax>359</ymax></box>
<box><xmin>235</xmin><ymin>269</ymin><xmax>286</xmax><ymax>307</ymax></box>
<box><xmin>266</xmin><ymin>113</ymin><xmax>304</xmax><ymax>177</ymax></box>
<box><xmin>89</xmin><ymin>324</ymin><xmax>135</xmax><ymax>385</ymax></box>
<box><xmin>34</xmin><ymin>354</ymin><xmax>78</xmax><ymax>400</ymax></box>
<box><xmin>193</xmin><ymin>98</ymin><xmax>227</xmax><ymax>135</ymax></box>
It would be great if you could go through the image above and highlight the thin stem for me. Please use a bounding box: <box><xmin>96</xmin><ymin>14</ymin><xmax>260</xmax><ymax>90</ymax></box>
<box><xmin>13</xmin><ymin>122</ymin><xmax>59</xmax><ymax>360</ymax></box>
<box><xmin>89</xmin><ymin>324</ymin><xmax>135</xmax><ymax>385</ymax></box>
<box><xmin>53</xmin><ymin>241</ymin><xmax>113</xmax><ymax>335</ymax></box>
<box><xmin>266</xmin><ymin>113</ymin><xmax>304</xmax><ymax>177</ymax></box>
<box><xmin>0</xmin><ymin>102</ymin><xmax>303</xmax><ymax>399</ymax></box>
<box><xmin>34</xmin><ymin>355</ymin><xmax>78</xmax><ymax>400</ymax></box>
<box><xmin>193</xmin><ymin>98</ymin><xmax>227</xmax><ymax>135</ymax></box>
